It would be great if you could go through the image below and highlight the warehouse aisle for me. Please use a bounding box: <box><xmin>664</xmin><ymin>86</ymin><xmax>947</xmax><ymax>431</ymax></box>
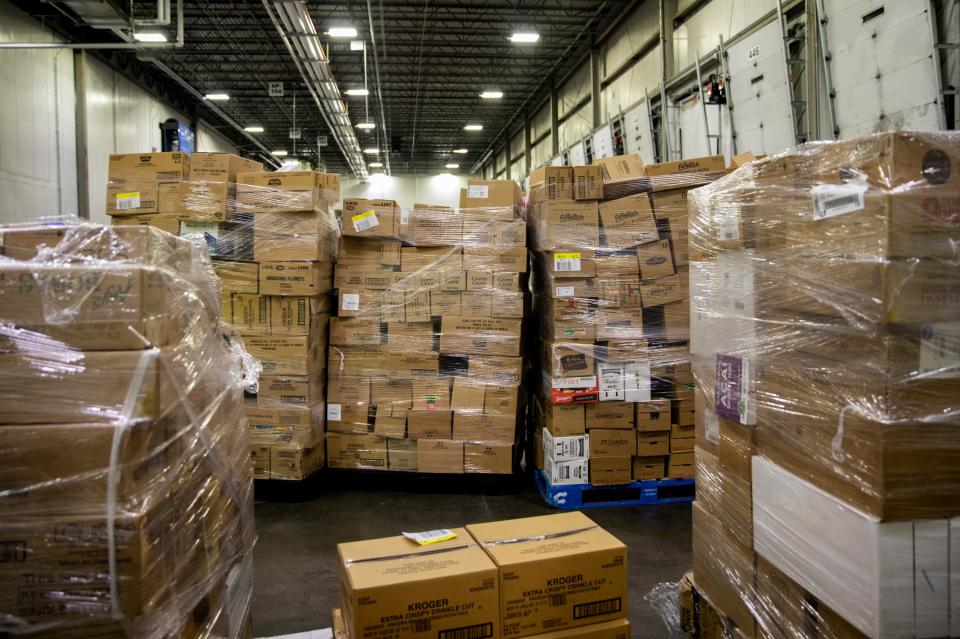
<box><xmin>251</xmin><ymin>483</ymin><xmax>691</xmax><ymax>638</ymax></box>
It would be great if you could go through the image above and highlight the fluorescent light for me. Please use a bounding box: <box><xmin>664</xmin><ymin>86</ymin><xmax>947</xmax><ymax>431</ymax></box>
<box><xmin>453</xmin><ymin>148</ymin><xmax>468</xmax><ymax>154</ymax></box>
<box><xmin>345</xmin><ymin>88</ymin><xmax>369</xmax><ymax>96</ymax></box>
<box><xmin>445</xmin><ymin>163</ymin><xmax>460</xmax><ymax>169</ymax></box>
<box><xmin>270</xmin><ymin>150</ymin><xmax>288</xmax><ymax>157</ymax></box>
<box><xmin>204</xmin><ymin>93</ymin><xmax>230</xmax><ymax>101</ymax></box>
<box><xmin>369</xmin><ymin>162</ymin><xmax>384</xmax><ymax>168</ymax></box>
<box><xmin>350</xmin><ymin>40</ymin><xmax>365</xmax><ymax>51</ymax></box>
<box><xmin>356</xmin><ymin>122</ymin><xmax>376</xmax><ymax>130</ymax></box>
<box><xmin>328</xmin><ymin>27</ymin><xmax>358</xmax><ymax>38</ymax></box>
<box><xmin>134</xmin><ymin>32</ymin><xmax>167</xmax><ymax>43</ymax></box>
<box><xmin>510</xmin><ymin>32</ymin><xmax>540</xmax><ymax>43</ymax></box>
<box><xmin>244</xmin><ymin>126</ymin><xmax>264</xmax><ymax>133</ymax></box>
<box><xmin>363</xmin><ymin>148</ymin><xmax>380</xmax><ymax>154</ymax></box>
<box><xmin>464</xmin><ymin>124</ymin><xmax>483</xmax><ymax>131</ymax></box>
<box><xmin>479</xmin><ymin>91</ymin><xmax>503</xmax><ymax>99</ymax></box>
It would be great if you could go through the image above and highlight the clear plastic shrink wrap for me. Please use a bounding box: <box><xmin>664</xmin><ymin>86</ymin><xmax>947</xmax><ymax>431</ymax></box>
<box><xmin>528</xmin><ymin>158</ymin><xmax>724</xmax><ymax>487</ymax></box>
<box><xmin>655</xmin><ymin>131</ymin><xmax>960</xmax><ymax>639</ymax></box>
<box><xmin>325</xmin><ymin>181</ymin><xmax>528</xmax><ymax>474</ymax></box>
<box><xmin>107</xmin><ymin>153</ymin><xmax>340</xmax><ymax>481</ymax></box>
<box><xmin>0</xmin><ymin>220</ymin><xmax>256</xmax><ymax>638</ymax></box>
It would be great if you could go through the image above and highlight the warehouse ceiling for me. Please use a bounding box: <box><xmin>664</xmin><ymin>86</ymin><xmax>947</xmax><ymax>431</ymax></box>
<box><xmin>14</xmin><ymin>0</ymin><xmax>631</xmax><ymax>177</ymax></box>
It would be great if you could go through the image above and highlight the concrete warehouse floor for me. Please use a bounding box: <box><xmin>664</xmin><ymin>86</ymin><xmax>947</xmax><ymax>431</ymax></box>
<box><xmin>250</xmin><ymin>476</ymin><xmax>691</xmax><ymax>638</ymax></box>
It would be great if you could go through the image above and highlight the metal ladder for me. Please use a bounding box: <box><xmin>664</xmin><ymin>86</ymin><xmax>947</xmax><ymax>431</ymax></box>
<box><xmin>776</xmin><ymin>0</ymin><xmax>809</xmax><ymax>144</ymax></box>
<box><xmin>718</xmin><ymin>34</ymin><xmax>738</xmax><ymax>154</ymax></box>
<box><xmin>694</xmin><ymin>50</ymin><xmax>723</xmax><ymax>155</ymax></box>
<box><xmin>814</xmin><ymin>0</ymin><xmax>840</xmax><ymax>138</ymax></box>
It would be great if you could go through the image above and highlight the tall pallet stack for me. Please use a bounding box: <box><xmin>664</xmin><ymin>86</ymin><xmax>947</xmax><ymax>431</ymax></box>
<box><xmin>531</xmin><ymin>155</ymin><xmax>724</xmax><ymax>492</ymax></box>
<box><xmin>687</xmin><ymin>132</ymin><xmax>960</xmax><ymax>638</ymax></box>
<box><xmin>0</xmin><ymin>222</ymin><xmax>255</xmax><ymax>638</ymax></box>
<box><xmin>326</xmin><ymin>180</ymin><xmax>528</xmax><ymax>474</ymax></box>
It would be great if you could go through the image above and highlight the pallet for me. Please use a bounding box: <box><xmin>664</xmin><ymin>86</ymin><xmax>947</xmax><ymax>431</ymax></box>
<box><xmin>535</xmin><ymin>469</ymin><xmax>694</xmax><ymax>509</ymax></box>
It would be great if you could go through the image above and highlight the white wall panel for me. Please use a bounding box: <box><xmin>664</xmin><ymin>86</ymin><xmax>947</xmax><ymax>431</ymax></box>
<box><xmin>197</xmin><ymin>121</ymin><xmax>239</xmax><ymax>154</ymax></box>
<box><xmin>341</xmin><ymin>173</ymin><xmax>470</xmax><ymax>209</ymax></box>
<box><xmin>510</xmin><ymin>128</ymin><xmax>525</xmax><ymax>159</ymax></box>
<box><xmin>0</xmin><ymin>0</ymin><xmax>78</xmax><ymax>223</ymax></box>
<box><xmin>673</xmin><ymin>0</ymin><xmax>774</xmax><ymax>71</ymax></box>
<box><xmin>678</xmin><ymin>97</ymin><xmax>733</xmax><ymax>160</ymax></box>
<box><xmin>531</xmin><ymin>100</ymin><xmax>551</xmax><ymax>140</ymax></box>
<box><xmin>559</xmin><ymin>64</ymin><xmax>591</xmax><ymax>118</ymax></box>
<box><xmin>601</xmin><ymin>47</ymin><xmax>661</xmax><ymax>121</ymax></box>
<box><xmin>558</xmin><ymin>103</ymin><xmax>593</xmax><ymax>150</ymax></box>
<box><xmin>602</xmin><ymin>0</ymin><xmax>659</xmax><ymax>74</ymax></box>
<box><xmin>511</xmin><ymin>158</ymin><xmax>525</xmax><ymax>181</ymax></box>
<box><xmin>530</xmin><ymin>136</ymin><xmax>552</xmax><ymax>170</ymax></box>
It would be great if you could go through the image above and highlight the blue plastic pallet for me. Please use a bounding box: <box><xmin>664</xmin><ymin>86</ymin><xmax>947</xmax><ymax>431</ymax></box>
<box><xmin>535</xmin><ymin>469</ymin><xmax>695</xmax><ymax>509</ymax></box>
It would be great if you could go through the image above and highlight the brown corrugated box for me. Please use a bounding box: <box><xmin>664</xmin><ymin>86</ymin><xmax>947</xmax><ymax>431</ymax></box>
<box><xmin>590</xmin><ymin>456</ymin><xmax>633</xmax><ymax>485</ymax></box>
<box><xmin>531</xmin><ymin>200</ymin><xmax>600</xmax><ymax>251</ymax></box>
<box><xmin>585</xmin><ymin>402</ymin><xmax>634</xmax><ymax>429</ymax></box>
<box><xmin>106</xmin><ymin>182</ymin><xmax>159</xmax><ymax>215</ymax></box>
<box><xmin>260</xmin><ymin>261</ymin><xmax>333</xmax><ymax>296</ymax></box>
<box><xmin>270</xmin><ymin>444</ymin><xmax>324</xmax><ymax>480</ymax></box>
<box><xmin>573</xmin><ymin>166</ymin><xmax>604</xmax><ymax>201</ymax></box>
<box><xmin>188</xmin><ymin>152</ymin><xmax>262</xmax><ymax>181</ymax></box>
<box><xmin>387</xmin><ymin>437</ymin><xmax>418</xmax><ymax>470</ymax></box>
<box><xmin>529</xmin><ymin>166</ymin><xmax>574</xmax><ymax>202</ymax></box>
<box><xmin>326</xmin><ymin>432</ymin><xmax>387</xmax><ymax>469</ymax></box>
<box><xmin>417</xmin><ymin>438</ymin><xmax>464</xmax><ymax>473</ymax></box>
<box><xmin>108</xmin><ymin>152</ymin><xmax>189</xmax><ymax>183</ymax></box>
<box><xmin>632</xmin><ymin>456</ymin><xmax>666</xmax><ymax>481</ymax></box>
<box><xmin>593</xmin><ymin>154</ymin><xmax>645</xmax><ymax>182</ymax></box>
<box><xmin>543</xmin><ymin>403</ymin><xmax>586</xmax><ymax>436</ymax></box>
<box><xmin>465</xmin><ymin>442</ymin><xmax>513</xmax><ymax>473</ymax></box>
<box><xmin>598</xmin><ymin>194</ymin><xmax>658</xmax><ymax>249</ymax></box>
<box><xmin>214</xmin><ymin>260</ymin><xmax>259</xmax><ymax>294</ymax></box>
<box><xmin>460</xmin><ymin>179</ymin><xmax>522</xmax><ymax>210</ymax></box>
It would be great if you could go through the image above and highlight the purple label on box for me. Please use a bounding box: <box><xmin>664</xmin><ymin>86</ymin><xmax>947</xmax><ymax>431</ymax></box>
<box><xmin>715</xmin><ymin>354</ymin><xmax>743</xmax><ymax>422</ymax></box>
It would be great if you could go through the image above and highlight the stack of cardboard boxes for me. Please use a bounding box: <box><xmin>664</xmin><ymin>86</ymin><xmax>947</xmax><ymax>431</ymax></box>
<box><xmin>105</xmin><ymin>151</ymin><xmax>192</xmax><ymax>233</ymax></box>
<box><xmin>326</xmin><ymin>180</ymin><xmax>528</xmax><ymax>474</ymax></box>
<box><xmin>687</xmin><ymin>132</ymin><xmax>960</xmax><ymax>638</ymax></box>
<box><xmin>0</xmin><ymin>222</ymin><xmax>256</xmax><ymax>637</ymax></box>
<box><xmin>336</xmin><ymin>512</ymin><xmax>630</xmax><ymax>639</ymax></box>
<box><xmin>531</xmin><ymin>156</ymin><xmax>723</xmax><ymax>489</ymax></box>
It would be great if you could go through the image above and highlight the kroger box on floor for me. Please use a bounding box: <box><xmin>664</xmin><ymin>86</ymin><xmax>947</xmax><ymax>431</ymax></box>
<box><xmin>467</xmin><ymin>512</ymin><xmax>627</xmax><ymax>638</ymax></box>
<box><xmin>338</xmin><ymin>528</ymin><xmax>499</xmax><ymax>639</ymax></box>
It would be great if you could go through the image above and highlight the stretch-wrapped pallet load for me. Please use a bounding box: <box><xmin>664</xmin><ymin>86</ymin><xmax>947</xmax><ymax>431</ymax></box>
<box><xmin>683</xmin><ymin>131</ymin><xmax>960</xmax><ymax>639</ymax></box>
<box><xmin>326</xmin><ymin>180</ymin><xmax>528</xmax><ymax>474</ymax></box>
<box><xmin>107</xmin><ymin>154</ymin><xmax>341</xmax><ymax>481</ymax></box>
<box><xmin>530</xmin><ymin>157</ymin><xmax>723</xmax><ymax>489</ymax></box>
<box><xmin>0</xmin><ymin>222</ymin><xmax>256</xmax><ymax>638</ymax></box>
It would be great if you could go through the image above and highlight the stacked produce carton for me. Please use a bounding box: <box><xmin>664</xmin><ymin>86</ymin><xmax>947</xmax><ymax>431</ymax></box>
<box><xmin>531</xmin><ymin>155</ymin><xmax>723</xmax><ymax>489</ymax></box>
<box><xmin>0</xmin><ymin>222</ymin><xmax>255</xmax><ymax>637</ymax></box>
<box><xmin>336</xmin><ymin>512</ymin><xmax>630</xmax><ymax>639</ymax></box>
<box><xmin>687</xmin><ymin>132</ymin><xmax>960</xmax><ymax>638</ymax></box>
<box><xmin>326</xmin><ymin>180</ymin><xmax>527</xmax><ymax>474</ymax></box>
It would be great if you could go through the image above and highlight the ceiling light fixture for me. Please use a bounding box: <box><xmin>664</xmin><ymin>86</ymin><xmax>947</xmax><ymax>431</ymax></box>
<box><xmin>445</xmin><ymin>163</ymin><xmax>460</xmax><ymax>169</ymax></box>
<box><xmin>510</xmin><ymin>32</ymin><xmax>540</xmax><ymax>43</ymax></box>
<box><xmin>204</xmin><ymin>93</ymin><xmax>230</xmax><ymax>101</ymax></box>
<box><xmin>464</xmin><ymin>124</ymin><xmax>483</xmax><ymax>131</ymax></box>
<box><xmin>327</xmin><ymin>27</ymin><xmax>358</xmax><ymax>38</ymax></box>
<box><xmin>479</xmin><ymin>91</ymin><xmax>504</xmax><ymax>99</ymax></box>
<box><xmin>134</xmin><ymin>32</ymin><xmax>168</xmax><ymax>43</ymax></box>
<box><xmin>369</xmin><ymin>162</ymin><xmax>384</xmax><ymax>168</ymax></box>
<box><xmin>345</xmin><ymin>88</ymin><xmax>369</xmax><ymax>96</ymax></box>
<box><xmin>356</xmin><ymin>122</ymin><xmax>376</xmax><ymax>130</ymax></box>
<box><xmin>244</xmin><ymin>126</ymin><xmax>264</xmax><ymax>133</ymax></box>
<box><xmin>364</xmin><ymin>148</ymin><xmax>380</xmax><ymax>154</ymax></box>
<box><xmin>350</xmin><ymin>40</ymin><xmax>365</xmax><ymax>51</ymax></box>
<box><xmin>271</xmin><ymin>150</ymin><xmax>289</xmax><ymax>156</ymax></box>
<box><xmin>453</xmin><ymin>148</ymin><xmax>468</xmax><ymax>154</ymax></box>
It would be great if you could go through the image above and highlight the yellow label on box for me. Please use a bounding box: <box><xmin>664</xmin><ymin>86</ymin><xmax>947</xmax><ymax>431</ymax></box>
<box><xmin>351</xmin><ymin>209</ymin><xmax>380</xmax><ymax>232</ymax></box>
<box><xmin>115</xmin><ymin>191</ymin><xmax>141</xmax><ymax>210</ymax></box>
<box><xmin>555</xmin><ymin>252</ymin><xmax>581</xmax><ymax>260</ymax></box>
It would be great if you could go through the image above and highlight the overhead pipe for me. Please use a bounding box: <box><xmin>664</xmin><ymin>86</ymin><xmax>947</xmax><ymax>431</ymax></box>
<box><xmin>366</xmin><ymin>0</ymin><xmax>392</xmax><ymax>174</ymax></box>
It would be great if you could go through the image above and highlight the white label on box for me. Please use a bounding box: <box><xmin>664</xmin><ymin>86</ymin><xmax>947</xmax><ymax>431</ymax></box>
<box><xmin>553</xmin><ymin>375</ymin><xmax>597</xmax><ymax>389</ymax></box>
<box><xmin>544</xmin><ymin>457</ymin><xmax>589</xmax><ymax>486</ymax></box>
<box><xmin>341</xmin><ymin>293</ymin><xmax>360</xmax><ymax>311</ymax></box>
<box><xmin>556</xmin><ymin>286</ymin><xmax>575</xmax><ymax>298</ymax></box>
<box><xmin>717</xmin><ymin>214</ymin><xmax>740</xmax><ymax>241</ymax></box>
<box><xmin>919</xmin><ymin>322</ymin><xmax>960</xmax><ymax>378</ymax></box>
<box><xmin>400</xmin><ymin>210</ymin><xmax>410</xmax><ymax>225</ymax></box>
<box><xmin>811</xmin><ymin>182</ymin><xmax>867</xmax><ymax>220</ymax></box>
<box><xmin>351</xmin><ymin>209</ymin><xmax>379</xmax><ymax>232</ymax></box>
<box><xmin>623</xmin><ymin>361</ymin><xmax>652</xmax><ymax>402</ymax></box>
<box><xmin>115</xmin><ymin>191</ymin><xmax>141</xmax><ymax>210</ymax></box>
<box><xmin>554</xmin><ymin>252</ymin><xmax>581</xmax><ymax>272</ymax></box>
<box><xmin>326</xmin><ymin>403</ymin><xmax>342</xmax><ymax>421</ymax></box>
<box><xmin>705</xmin><ymin>409</ymin><xmax>720</xmax><ymax>444</ymax></box>
<box><xmin>543</xmin><ymin>430</ymin><xmax>589</xmax><ymax>461</ymax></box>
<box><xmin>467</xmin><ymin>185</ymin><xmax>489</xmax><ymax>199</ymax></box>
<box><xmin>598</xmin><ymin>363</ymin><xmax>625</xmax><ymax>401</ymax></box>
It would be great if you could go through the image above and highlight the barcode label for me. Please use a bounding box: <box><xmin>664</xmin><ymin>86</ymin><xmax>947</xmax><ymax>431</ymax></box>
<box><xmin>115</xmin><ymin>192</ymin><xmax>141</xmax><ymax>210</ymax></box>
<box><xmin>258</xmin><ymin>297</ymin><xmax>268</xmax><ymax>322</ymax></box>
<box><xmin>400</xmin><ymin>210</ymin><xmax>410</xmax><ymax>224</ymax></box>
<box><xmin>297</xmin><ymin>299</ymin><xmax>306</xmax><ymax>325</ymax></box>
<box><xmin>327</xmin><ymin>404</ymin><xmax>342</xmax><ymax>421</ymax></box>
<box><xmin>919</xmin><ymin>322</ymin><xmax>960</xmax><ymax>378</ymax></box>
<box><xmin>351</xmin><ymin>209</ymin><xmax>380</xmax><ymax>232</ymax></box>
<box><xmin>556</xmin><ymin>286</ymin><xmax>575</xmax><ymax>297</ymax></box>
<box><xmin>573</xmin><ymin>597</ymin><xmax>622</xmax><ymax>619</ymax></box>
<box><xmin>717</xmin><ymin>216</ymin><xmax>740</xmax><ymax>241</ymax></box>
<box><xmin>554</xmin><ymin>252</ymin><xmax>581</xmax><ymax>272</ymax></box>
<box><xmin>412</xmin><ymin>619</ymin><xmax>431</xmax><ymax>633</ymax></box>
<box><xmin>438</xmin><ymin>623</ymin><xmax>494</xmax><ymax>639</ymax></box>
<box><xmin>342</xmin><ymin>293</ymin><xmax>360</xmax><ymax>311</ymax></box>
<box><xmin>467</xmin><ymin>185</ymin><xmax>489</xmax><ymax>199</ymax></box>
<box><xmin>549</xmin><ymin>594</ymin><xmax>568</xmax><ymax>607</ymax></box>
<box><xmin>811</xmin><ymin>183</ymin><xmax>867</xmax><ymax>220</ymax></box>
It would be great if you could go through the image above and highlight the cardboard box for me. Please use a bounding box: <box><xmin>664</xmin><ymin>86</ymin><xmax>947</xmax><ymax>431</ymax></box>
<box><xmin>245</xmin><ymin>404</ymin><xmax>320</xmax><ymax>445</ymax></box>
<box><xmin>639</xmin><ymin>275</ymin><xmax>685</xmax><ymax>307</ymax></box>
<box><xmin>334</xmin><ymin>266</ymin><xmax>395</xmax><ymax>291</ymax></box>
<box><xmin>237</xmin><ymin>170</ymin><xmax>337</xmax><ymax>211</ymax></box>
<box><xmin>542</xmin><ymin>429</ymin><xmax>589</xmax><ymax>461</ymax></box>
<box><xmin>636</xmin><ymin>400</ymin><xmax>671</xmax><ymax>431</ymax></box>
<box><xmin>593</xmin><ymin>154</ymin><xmax>645</xmax><ymax>182</ymax></box>
<box><xmin>648</xmin><ymin>188</ymin><xmax>690</xmax><ymax>219</ymax></box>
<box><xmin>439</xmin><ymin>316</ymin><xmax>521</xmax><ymax>356</ymax></box>
<box><xmin>465</xmin><ymin>442</ymin><xmax>513</xmax><ymax>474</ymax></box>
<box><xmin>460</xmin><ymin>290</ymin><xmax>493</xmax><ymax>316</ymax></box>
<box><xmin>417</xmin><ymin>438</ymin><xmax>464</xmax><ymax>473</ymax></box>
<box><xmin>254</xmin><ymin>231</ymin><xmax>336</xmax><ymax>262</ymax></box>
<box><xmin>462</xmin><ymin>216</ymin><xmax>527</xmax><ymax>247</ymax></box>
<box><xmin>270</xmin><ymin>296</ymin><xmax>329</xmax><ymax>335</ymax></box>
<box><xmin>338</xmin><ymin>528</ymin><xmax>499</xmax><ymax>639</ymax></box>
<box><xmin>189</xmin><ymin>152</ymin><xmax>262</xmax><ymax>181</ymax></box>
<box><xmin>463</xmin><ymin>246</ymin><xmax>527</xmax><ymax>272</ymax></box>
<box><xmin>214</xmin><ymin>260</ymin><xmax>259</xmax><ymax>294</ymax></box>
<box><xmin>483</xmin><ymin>384</ymin><xmax>518</xmax><ymax>416</ymax></box>
<box><xmin>242</xmin><ymin>330</ymin><xmax>324</xmax><ymax>376</ymax></box>
<box><xmin>644</xmin><ymin>155</ymin><xmax>725</xmax><ymax>176</ymax></box>
<box><xmin>251</xmin><ymin>445</ymin><xmax>271</xmax><ymax>479</ymax></box>
<box><xmin>341</xmin><ymin>198</ymin><xmax>401</xmax><ymax>240</ymax></box>
<box><xmin>260</xmin><ymin>261</ymin><xmax>332</xmax><ymax>296</ymax></box>
<box><xmin>491</xmin><ymin>291</ymin><xmax>525</xmax><ymax>319</ymax></box>
<box><xmin>598</xmin><ymin>195</ymin><xmax>658</xmax><ymax>249</ymax></box>
<box><xmin>632</xmin><ymin>456</ymin><xmax>666</xmax><ymax>481</ymax></box>
<box><xmin>326</xmin><ymin>433</ymin><xmax>387</xmax><ymax>469</ymax></box>
<box><xmin>109</xmin><ymin>211</ymin><xmax>180</xmax><ymax>234</ymax></box>
<box><xmin>547</xmin><ymin>249</ymin><xmax>596</xmax><ymax>279</ymax></box>
<box><xmin>271</xmin><ymin>444</ymin><xmax>323</xmax><ymax>480</ymax></box>
<box><xmin>108</xmin><ymin>152</ymin><xmax>189</xmax><ymax>183</ymax></box>
<box><xmin>589</xmin><ymin>429</ymin><xmax>636</xmax><ymax>457</ymax></box>
<box><xmin>543</xmin><ymin>455</ymin><xmax>589</xmax><ymax>485</ymax></box>
<box><xmin>386</xmin><ymin>437</ymin><xmax>418</xmax><ymax>470</ymax></box>
<box><xmin>532</xmin><ymin>201</ymin><xmax>600</xmax><ymax>250</ymax></box>
<box><xmin>585</xmin><ymin>402</ymin><xmax>635</xmax><ymax>429</ymax></box>
<box><xmin>407</xmin><ymin>409</ymin><xmax>453</xmax><ymax>439</ymax></box>
<box><xmin>258</xmin><ymin>374</ymin><xmax>322</xmax><ymax>404</ymax></box>
<box><xmin>460</xmin><ymin>179</ymin><xmax>522</xmax><ymax>210</ymax></box>
<box><xmin>106</xmin><ymin>182</ymin><xmax>159</xmax><ymax>215</ymax></box>
<box><xmin>636</xmin><ymin>432</ymin><xmax>669</xmax><ymax>456</ymax></box>
<box><xmin>412</xmin><ymin>205</ymin><xmax>461</xmax><ymax>246</ymax></box>
<box><xmin>543</xmin><ymin>403</ymin><xmax>586</xmax><ymax>436</ymax></box>
<box><xmin>529</xmin><ymin>166</ymin><xmax>574</xmax><ymax>201</ymax></box>
<box><xmin>664</xmin><ymin>215</ymin><xmax>689</xmax><ymax>266</ymax></box>
<box><xmin>374</xmin><ymin>405</ymin><xmax>408</xmax><ymax>438</ymax></box>
<box><xmin>452</xmin><ymin>412</ymin><xmax>515</xmax><ymax>443</ymax></box>
<box><xmin>401</xmin><ymin>246</ymin><xmax>463</xmax><ymax>272</ymax></box>
<box><xmin>232</xmin><ymin>294</ymin><xmax>270</xmax><ymax>333</ymax></box>
<box><xmin>386</xmin><ymin>351</ymin><xmax>440</xmax><ymax>376</ymax></box>
<box><xmin>338</xmin><ymin>236</ymin><xmax>402</xmax><ymax>267</ymax></box>
<box><xmin>450</xmin><ymin>377</ymin><xmax>487</xmax><ymax>412</ymax></box>
<box><xmin>522</xmin><ymin>619</ymin><xmax>630</xmax><ymax>639</ymax></box>
<box><xmin>467</xmin><ymin>512</ymin><xmax>627</xmax><ymax>638</ymax></box>
<box><xmin>573</xmin><ymin>166</ymin><xmax>604</xmax><ymax>201</ymax></box>
<box><xmin>636</xmin><ymin>240</ymin><xmax>675</xmax><ymax>279</ymax></box>
<box><xmin>668</xmin><ymin>451</ymin><xmax>695</xmax><ymax>478</ymax></box>
<box><xmin>590</xmin><ymin>456</ymin><xmax>633</xmax><ymax>485</ymax></box>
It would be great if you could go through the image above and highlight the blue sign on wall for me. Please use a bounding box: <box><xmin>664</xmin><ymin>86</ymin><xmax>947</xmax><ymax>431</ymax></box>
<box><xmin>178</xmin><ymin>122</ymin><xmax>195</xmax><ymax>153</ymax></box>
